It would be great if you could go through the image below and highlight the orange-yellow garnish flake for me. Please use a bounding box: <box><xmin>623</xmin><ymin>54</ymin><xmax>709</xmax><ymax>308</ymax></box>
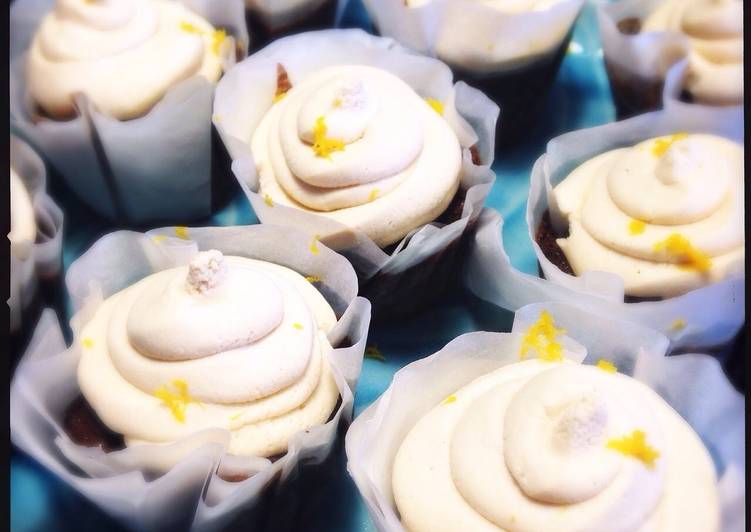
<box><xmin>425</xmin><ymin>98</ymin><xmax>444</xmax><ymax>116</ymax></box>
<box><xmin>628</xmin><ymin>219</ymin><xmax>646</xmax><ymax>236</ymax></box>
<box><xmin>263</xmin><ymin>193</ymin><xmax>274</xmax><ymax>207</ymax></box>
<box><xmin>607</xmin><ymin>429</ymin><xmax>660</xmax><ymax>468</ymax></box>
<box><xmin>305</xmin><ymin>275</ymin><xmax>322</xmax><ymax>283</ymax></box>
<box><xmin>82</xmin><ymin>338</ymin><xmax>94</xmax><ymax>349</ymax></box>
<box><xmin>669</xmin><ymin>318</ymin><xmax>687</xmax><ymax>331</ymax></box>
<box><xmin>312</xmin><ymin>116</ymin><xmax>345</xmax><ymax>159</ymax></box>
<box><xmin>651</xmin><ymin>132</ymin><xmax>689</xmax><ymax>157</ymax></box>
<box><xmin>520</xmin><ymin>310</ymin><xmax>566</xmax><ymax>362</ymax></box>
<box><xmin>154</xmin><ymin>380</ymin><xmax>196</xmax><ymax>423</ymax></box>
<box><xmin>211</xmin><ymin>29</ymin><xmax>226</xmax><ymax>55</ymax></box>
<box><xmin>293</xmin><ymin>322</ymin><xmax>303</xmax><ymax>330</ymax></box>
<box><xmin>596</xmin><ymin>359</ymin><xmax>617</xmax><ymax>373</ymax></box>
<box><xmin>174</xmin><ymin>226</ymin><xmax>190</xmax><ymax>240</ymax></box>
<box><xmin>442</xmin><ymin>394</ymin><xmax>457</xmax><ymax>405</ymax></box>
<box><xmin>180</xmin><ymin>21</ymin><xmax>202</xmax><ymax>34</ymax></box>
<box><xmin>309</xmin><ymin>235</ymin><xmax>321</xmax><ymax>255</ymax></box>
<box><xmin>368</xmin><ymin>189</ymin><xmax>379</xmax><ymax>202</ymax></box>
<box><xmin>653</xmin><ymin>234</ymin><xmax>711</xmax><ymax>272</ymax></box>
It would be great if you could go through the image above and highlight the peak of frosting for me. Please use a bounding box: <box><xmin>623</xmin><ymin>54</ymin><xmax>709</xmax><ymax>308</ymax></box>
<box><xmin>185</xmin><ymin>249</ymin><xmax>227</xmax><ymax>294</ymax></box>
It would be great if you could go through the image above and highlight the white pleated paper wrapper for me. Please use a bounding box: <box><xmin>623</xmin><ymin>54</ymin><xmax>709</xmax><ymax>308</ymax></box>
<box><xmin>361</xmin><ymin>0</ymin><xmax>584</xmax><ymax>73</ymax></box>
<box><xmin>9</xmin><ymin>135</ymin><xmax>64</xmax><ymax>334</ymax></box>
<box><xmin>465</xmin><ymin>106</ymin><xmax>745</xmax><ymax>351</ymax></box>
<box><xmin>245</xmin><ymin>0</ymin><xmax>349</xmax><ymax>32</ymax></box>
<box><xmin>213</xmin><ymin>28</ymin><xmax>497</xmax><ymax>279</ymax></box>
<box><xmin>10</xmin><ymin>224</ymin><xmax>371</xmax><ymax>531</ymax></box>
<box><xmin>9</xmin><ymin>0</ymin><xmax>249</xmax><ymax>224</ymax></box>
<box><xmin>346</xmin><ymin>301</ymin><xmax>745</xmax><ymax>532</ymax></box>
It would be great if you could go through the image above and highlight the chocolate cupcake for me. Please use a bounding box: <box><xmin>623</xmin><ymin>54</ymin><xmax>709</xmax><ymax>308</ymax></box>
<box><xmin>213</xmin><ymin>29</ymin><xmax>497</xmax><ymax>320</ymax></box>
<box><xmin>362</xmin><ymin>0</ymin><xmax>585</xmax><ymax>145</ymax></box>
<box><xmin>347</xmin><ymin>303</ymin><xmax>745</xmax><ymax>531</ymax></box>
<box><xmin>10</xmin><ymin>225</ymin><xmax>370</xmax><ymax>530</ymax></box>
<box><xmin>245</xmin><ymin>0</ymin><xmax>341</xmax><ymax>50</ymax></box>
<box><xmin>598</xmin><ymin>0</ymin><xmax>743</xmax><ymax>119</ymax></box>
<box><xmin>9</xmin><ymin>0</ymin><xmax>249</xmax><ymax>224</ymax></box>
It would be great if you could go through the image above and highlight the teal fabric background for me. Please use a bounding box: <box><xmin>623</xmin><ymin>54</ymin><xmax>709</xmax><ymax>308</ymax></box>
<box><xmin>10</xmin><ymin>1</ymin><xmax>617</xmax><ymax>530</ymax></box>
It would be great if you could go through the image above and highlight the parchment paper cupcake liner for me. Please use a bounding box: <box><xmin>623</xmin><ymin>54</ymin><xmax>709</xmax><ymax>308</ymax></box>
<box><xmin>346</xmin><ymin>301</ymin><xmax>745</xmax><ymax>532</ymax></box>
<box><xmin>213</xmin><ymin>29</ymin><xmax>496</xmax><ymax>305</ymax></box>
<box><xmin>9</xmin><ymin>0</ymin><xmax>249</xmax><ymax>225</ymax></box>
<box><xmin>662</xmin><ymin>58</ymin><xmax>744</xmax><ymax>117</ymax></box>
<box><xmin>9</xmin><ymin>135</ymin><xmax>64</xmax><ymax>337</ymax></box>
<box><xmin>466</xmin><ymin>106</ymin><xmax>744</xmax><ymax>352</ymax></box>
<box><xmin>10</xmin><ymin>224</ymin><xmax>371</xmax><ymax>531</ymax></box>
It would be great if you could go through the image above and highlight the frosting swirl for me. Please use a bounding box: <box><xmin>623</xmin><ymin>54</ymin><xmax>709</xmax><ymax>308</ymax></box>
<box><xmin>393</xmin><ymin>356</ymin><xmax>720</xmax><ymax>531</ymax></box>
<box><xmin>253</xmin><ymin>65</ymin><xmax>462</xmax><ymax>247</ymax></box>
<box><xmin>28</xmin><ymin>0</ymin><xmax>228</xmax><ymax>120</ymax></box>
<box><xmin>552</xmin><ymin>133</ymin><xmax>744</xmax><ymax>298</ymax></box>
<box><xmin>9</xmin><ymin>169</ymin><xmax>37</xmax><ymax>261</ymax></box>
<box><xmin>78</xmin><ymin>251</ymin><xmax>339</xmax><ymax>457</ymax></box>
<box><xmin>644</xmin><ymin>0</ymin><xmax>743</xmax><ymax>105</ymax></box>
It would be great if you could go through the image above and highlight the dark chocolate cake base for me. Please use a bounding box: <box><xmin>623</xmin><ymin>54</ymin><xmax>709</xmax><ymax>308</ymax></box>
<box><xmin>451</xmin><ymin>31</ymin><xmax>573</xmax><ymax>147</ymax></box>
<box><xmin>246</xmin><ymin>0</ymin><xmax>338</xmax><ymax>52</ymax></box>
<box><xmin>604</xmin><ymin>59</ymin><xmax>665</xmax><ymax>120</ymax></box>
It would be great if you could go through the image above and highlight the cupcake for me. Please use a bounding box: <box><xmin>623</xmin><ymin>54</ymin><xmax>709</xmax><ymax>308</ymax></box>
<box><xmin>213</xmin><ymin>29</ymin><xmax>497</xmax><ymax>320</ymax></box>
<box><xmin>9</xmin><ymin>0</ymin><xmax>248</xmax><ymax>224</ymax></box>
<box><xmin>362</xmin><ymin>0</ymin><xmax>585</xmax><ymax>145</ymax></box>
<box><xmin>465</xmin><ymin>107</ymin><xmax>744</xmax><ymax>356</ymax></box>
<box><xmin>245</xmin><ymin>0</ymin><xmax>343</xmax><ymax>50</ymax></box>
<box><xmin>598</xmin><ymin>0</ymin><xmax>743</xmax><ymax>119</ymax></box>
<box><xmin>10</xmin><ymin>225</ymin><xmax>370</xmax><ymax>530</ymax></box>
<box><xmin>9</xmin><ymin>135</ymin><xmax>64</xmax><ymax>361</ymax></box>
<box><xmin>346</xmin><ymin>303</ymin><xmax>744</xmax><ymax>531</ymax></box>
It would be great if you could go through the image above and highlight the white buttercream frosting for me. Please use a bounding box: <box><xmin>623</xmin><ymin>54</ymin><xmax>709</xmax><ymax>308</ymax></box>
<box><xmin>552</xmin><ymin>133</ymin><xmax>744</xmax><ymax>298</ymax></box>
<box><xmin>644</xmin><ymin>0</ymin><xmax>743</xmax><ymax>105</ymax></box>
<box><xmin>253</xmin><ymin>65</ymin><xmax>462</xmax><ymax>248</ymax></box>
<box><xmin>78</xmin><ymin>251</ymin><xmax>339</xmax><ymax>457</ymax></box>
<box><xmin>393</xmin><ymin>358</ymin><xmax>720</xmax><ymax>532</ymax></box>
<box><xmin>9</xmin><ymin>169</ymin><xmax>37</xmax><ymax>261</ymax></box>
<box><xmin>28</xmin><ymin>0</ymin><xmax>228</xmax><ymax>120</ymax></box>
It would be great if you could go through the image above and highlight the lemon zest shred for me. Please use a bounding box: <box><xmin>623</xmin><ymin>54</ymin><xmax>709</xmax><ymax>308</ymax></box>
<box><xmin>628</xmin><ymin>219</ymin><xmax>646</xmax><ymax>236</ymax></box>
<box><xmin>309</xmin><ymin>235</ymin><xmax>321</xmax><ymax>255</ymax></box>
<box><xmin>651</xmin><ymin>132</ymin><xmax>689</xmax><ymax>157</ymax></box>
<box><xmin>653</xmin><ymin>233</ymin><xmax>711</xmax><ymax>272</ymax></box>
<box><xmin>263</xmin><ymin>194</ymin><xmax>274</xmax><ymax>207</ymax></box>
<box><xmin>293</xmin><ymin>322</ymin><xmax>303</xmax><ymax>330</ymax></box>
<box><xmin>520</xmin><ymin>310</ymin><xmax>566</xmax><ymax>362</ymax></box>
<box><xmin>332</xmin><ymin>97</ymin><xmax>343</xmax><ymax>108</ymax></box>
<box><xmin>272</xmin><ymin>92</ymin><xmax>287</xmax><ymax>103</ymax></box>
<box><xmin>669</xmin><ymin>318</ymin><xmax>687</xmax><ymax>331</ymax></box>
<box><xmin>174</xmin><ymin>226</ymin><xmax>190</xmax><ymax>240</ymax></box>
<box><xmin>305</xmin><ymin>275</ymin><xmax>322</xmax><ymax>283</ymax></box>
<box><xmin>180</xmin><ymin>21</ymin><xmax>203</xmax><ymax>34</ymax></box>
<box><xmin>364</xmin><ymin>345</ymin><xmax>386</xmax><ymax>362</ymax></box>
<box><xmin>82</xmin><ymin>338</ymin><xmax>94</xmax><ymax>349</ymax></box>
<box><xmin>229</xmin><ymin>411</ymin><xmax>243</xmax><ymax>421</ymax></box>
<box><xmin>607</xmin><ymin>429</ymin><xmax>660</xmax><ymax>468</ymax></box>
<box><xmin>211</xmin><ymin>29</ymin><xmax>226</xmax><ymax>55</ymax></box>
<box><xmin>425</xmin><ymin>98</ymin><xmax>444</xmax><ymax>116</ymax></box>
<box><xmin>154</xmin><ymin>380</ymin><xmax>197</xmax><ymax>423</ymax></box>
<box><xmin>442</xmin><ymin>394</ymin><xmax>457</xmax><ymax>405</ymax></box>
<box><xmin>368</xmin><ymin>189</ymin><xmax>379</xmax><ymax>202</ymax></box>
<box><xmin>151</xmin><ymin>235</ymin><xmax>167</xmax><ymax>244</ymax></box>
<box><xmin>596</xmin><ymin>359</ymin><xmax>617</xmax><ymax>373</ymax></box>
<box><xmin>311</xmin><ymin>116</ymin><xmax>345</xmax><ymax>159</ymax></box>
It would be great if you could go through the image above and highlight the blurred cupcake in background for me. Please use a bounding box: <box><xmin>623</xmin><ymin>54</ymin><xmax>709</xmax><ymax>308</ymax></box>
<box><xmin>362</xmin><ymin>0</ymin><xmax>585</xmax><ymax>145</ymax></box>
<box><xmin>245</xmin><ymin>0</ymin><xmax>346</xmax><ymax>50</ymax></box>
<box><xmin>10</xmin><ymin>0</ymin><xmax>248</xmax><ymax>224</ymax></box>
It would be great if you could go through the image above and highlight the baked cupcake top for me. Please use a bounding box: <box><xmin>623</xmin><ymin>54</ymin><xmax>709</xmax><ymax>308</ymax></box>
<box><xmin>643</xmin><ymin>0</ymin><xmax>742</xmax><ymax>106</ymax></box>
<box><xmin>552</xmin><ymin>133</ymin><xmax>744</xmax><ymax>298</ymax></box>
<box><xmin>252</xmin><ymin>64</ymin><xmax>462</xmax><ymax>247</ymax></box>
<box><xmin>393</xmin><ymin>313</ymin><xmax>719</xmax><ymax>531</ymax></box>
<box><xmin>9</xmin><ymin>168</ymin><xmax>37</xmax><ymax>261</ymax></box>
<box><xmin>77</xmin><ymin>250</ymin><xmax>340</xmax><ymax>458</ymax></box>
<box><xmin>28</xmin><ymin>0</ymin><xmax>228</xmax><ymax>120</ymax></box>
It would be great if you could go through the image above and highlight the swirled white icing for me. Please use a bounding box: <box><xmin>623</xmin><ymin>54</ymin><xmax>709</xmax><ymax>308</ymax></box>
<box><xmin>644</xmin><ymin>0</ymin><xmax>743</xmax><ymax>105</ymax></box>
<box><xmin>28</xmin><ymin>0</ymin><xmax>228</xmax><ymax>120</ymax></box>
<box><xmin>552</xmin><ymin>133</ymin><xmax>744</xmax><ymax>298</ymax></box>
<box><xmin>393</xmin><ymin>358</ymin><xmax>720</xmax><ymax>532</ymax></box>
<box><xmin>9</xmin><ymin>169</ymin><xmax>37</xmax><ymax>261</ymax></box>
<box><xmin>78</xmin><ymin>251</ymin><xmax>339</xmax><ymax>457</ymax></box>
<box><xmin>253</xmin><ymin>65</ymin><xmax>462</xmax><ymax>247</ymax></box>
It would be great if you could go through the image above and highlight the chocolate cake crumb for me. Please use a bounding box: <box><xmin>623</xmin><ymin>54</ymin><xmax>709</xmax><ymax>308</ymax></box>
<box><xmin>276</xmin><ymin>64</ymin><xmax>292</xmax><ymax>97</ymax></box>
<box><xmin>469</xmin><ymin>145</ymin><xmax>482</xmax><ymax>166</ymax></box>
<box><xmin>64</xmin><ymin>396</ymin><xmax>125</xmax><ymax>452</ymax></box>
<box><xmin>617</xmin><ymin>17</ymin><xmax>642</xmax><ymax>35</ymax></box>
<box><xmin>535</xmin><ymin>211</ymin><xmax>574</xmax><ymax>276</ymax></box>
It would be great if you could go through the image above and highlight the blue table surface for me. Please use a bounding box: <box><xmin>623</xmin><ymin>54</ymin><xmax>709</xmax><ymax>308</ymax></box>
<box><xmin>10</xmin><ymin>1</ymin><xmax>616</xmax><ymax>530</ymax></box>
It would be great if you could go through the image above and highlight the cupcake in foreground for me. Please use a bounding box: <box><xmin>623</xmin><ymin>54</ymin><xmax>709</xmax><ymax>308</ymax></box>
<box><xmin>214</xmin><ymin>29</ymin><xmax>497</xmax><ymax>319</ymax></box>
<box><xmin>10</xmin><ymin>225</ymin><xmax>370</xmax><ymax>530</ymax></box>
<box><xmin>598</xmin><ymin>0</ymin><xmax>743</xmax><ymax>118</ymax></box>
<box><xmin>362</xmin><ymin>0</ymin><xmax>584</xmax><ymax>145</ymax></box>
<box><xmin>245</xmin><ymin>0</ymin><xmax>341</xmax><ymax>50</ymax></box>
<box><xmin>10</xmin><ymin>0</ymin><xmax>247</xmax><ymax>223</ymax></box>
<box><xmin>346</xmin><ymin>304</ymin><xmax>744</xmax><ymax>531</ymax></box>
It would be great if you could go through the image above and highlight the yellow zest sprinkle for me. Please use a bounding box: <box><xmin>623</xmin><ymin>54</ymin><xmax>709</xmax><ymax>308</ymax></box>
<box><xmin>305</xmin><ymin>275</ymin><xmax>322</xmax><ymax>283</ymax></box>
<box><xmin>442</xmin><ymin>394</ymin><xmax>457</xmax><ymax>405</ymax></box>
<box><xmin>272</xmin><ymin>92</ymin><xmax>287</xmax><ymax>103</ymax></box>
<box><xmin>211</xmin><ymin>29</ymin><xmax>226</xmax><ymax>55</ymax></box>
<box><xmin>368</xmin><ymin>189</ymin><xmax>379</xmax><ymax>202</ymax></box>
<box><xmin>670</xmin><ymin>318</ymin><xmax>687</xmax><ymax>331</ymax></box>
<box><xmin>606</xmin><ymin>430</ymin><xmax>660</xmax><ymax>468</ymax></box>
<box><xmin>364</xmin><ymin>345</ymin><xmax>386</xmax><ymax>362</ymax></box>
<box><xmin>263</xmin><ymin>193</ymin><xmax>274</xmax><ymax>207</ymax></box>
<box><xmin>425</xmin><ymin>98</ymin><xmax>444</xmax><ymax>116</ymax></box>
<box><xmin>154</xmin><ymin>380</ymin><xmax>197</xmax><ymax>423</ymax></box>
<box><xmin>81</xmin><ymin>338</ymin><xmax>94</xmax><ymax>349</ymax></box>
<box><xmin>651</xmin><ymin>132</ymin><xmax>689</xmax><ymax>157</ymax></box>
<box><xmin>180</xmin><ymin>21</ymin><xmax>202</xmax><ymax>34</ymax></box>
<box><xmin>151</xmin><ymin>235</ymin><xmax>167</xmax><ymax>244</ymax></box>
<box><xmin>312</xmin><ymin>116</ymin><xmax>345</xmax><ymax>159</ymax></box>
<box><xmin>174</xmin><ymin>226</ymin><xmax>190</xmax><ymax>240</ymax></box>
<box><xmin>293</xmin><ymin>322</ymin><xmax>303</xmax><ymax>330</ymax></box>
<box><xmin>628</xmin><ymin>219</ymin><xmax>646</xmax><ymax>236</ymax></box>
<box><xmin>520</xmin><ymin>310</ymin><xmax>566</xmax><ymax>362</ymax></box>
<box><xmin>332</xmin><ymin>97</ymin><xmax>343</xmax><ymax>108</ymax></box>
<box><xmin>212</xmin><ymin>114</ymin><xmax>221</xmax><ymax>123</ymax></box>
<box><xmin>486</xmin><ymin>43</ymin><xmax>494</xmax><ymax>52</ymax></box>
<box><xmin>229</xmin><ymin>411</ymin><xmax>243</xmax><ymax>421</ymax></box>
<box><xmin>596</xmin><ymin>359</ymin><xmax>618</xmax><ymax>373</ymax></box>
<box><xmin>653</xmin><ymin>233</ymin><xmax>711</xmax><ymax>272</ymax></box>
<box><xmin>309</xmin><ymin>235</ymin><xmax>320</xmax><ymax>255</ymax></box>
